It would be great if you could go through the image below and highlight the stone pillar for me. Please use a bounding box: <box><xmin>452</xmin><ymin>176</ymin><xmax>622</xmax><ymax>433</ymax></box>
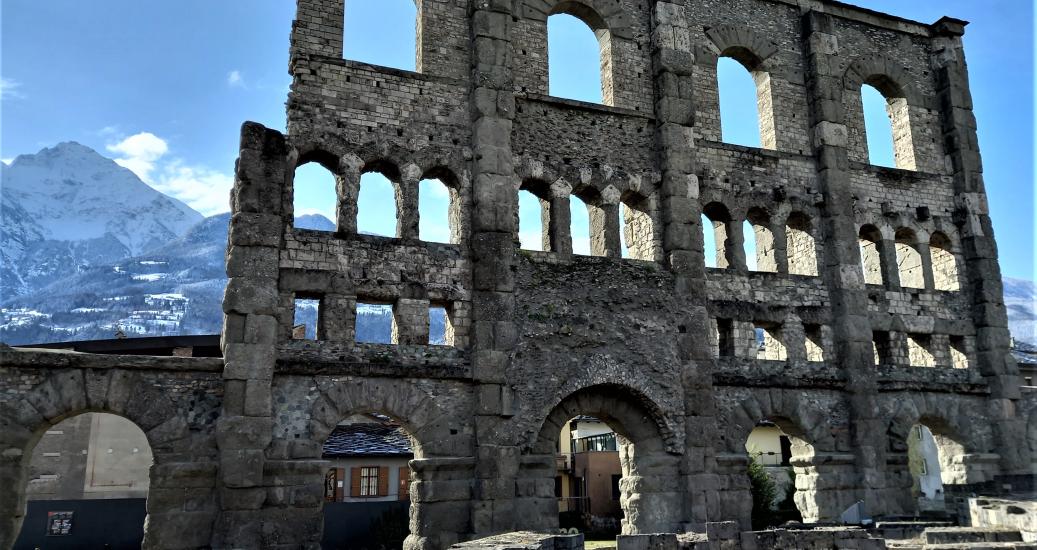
<box><xmin>336</xmin><ymin>160</ymin><xmax>361</xmax><ymax>236</ymax></box>
<box><xmin>213</xmin><ymin>122</ymin><xmax>288</xmax><ymax>547</ymax></box>
<box><xmin>929</xmin><ymin>19</ymin><xmax>1025</xmax><ymax>474</ymax></box>
<box><xmin>546</xmin><ymin>194</ymin><xmax>573</xmax><ymax>256</ymax></box>
<box><xmin>879</xmin><ymin>237</ymin><xmax>902</xmax><ymax>290</ymax></box>
<box><xmin>468</xmin><ymin>0</ymin><xmax>521</xmax><ymax>538</ymax></box>
<box><xmin>322</xmin><ymin>294</ymin><xmax>356</xmax><ymax>343</ymax></box>
<box><xmin>783</xmin><ymin>314</ymin><xmax>808</xmax><ymax>364</ymax></box>
<box><xmin>394</xmin><ymin>298</ymin><xmax>431</xmax><ymax>345</ymax></box>
<box><xmin>398</xmin><ymin>164</ymin><xmax>422</xmax><ymax>240</ymax></box>
<box><xmin>590</xmin><ymin>201</ymin><xmax>623</xmax><ymax>258</ymax></box>
<box><xmin>651</xmin><ymin>1</ymin><xmax>716</xmax><ymax>531</ymax></box>
<box><xmin>801</xmin><ymin>11</ymin><xmax>885</xmax><ymax>509</ymax></box>
<box><xmin>918</xmin><ymin>242</ymin><xmax>936</xmax><ymax>291</ymax></box>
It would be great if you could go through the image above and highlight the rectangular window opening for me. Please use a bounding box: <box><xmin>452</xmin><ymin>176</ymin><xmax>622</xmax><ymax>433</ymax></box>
<box><xmin>293</xmin><ymin>295</ymin><xmax>322</xmax><ymax>340</ymax></box>
<box><xmin>907</xmin><ymin>334</ymin><xmax>935</xmax><ymax>368</ymax></box>
<box><xmin>360</xmin><ymin>466</ymin><xmax>380</xmax><ymax>497</ymax></box>
<box><xmin>949</xmin><ymin>335</ymin><xmax>969</xmax><ymax>369</ymax></box>
<box><xmin>804</xmin><ymin>324</ymin><xmax>825</xmax><ymax>362</ymax></box>
<box><xmin>873</xmin><ymin>331</ymin><xmax>892</xmax><ymax>366</ymax></box>
<box><xmin>356</xmin><ymin>302</ymin><xmax>394</xmax><ymax>344</ymax></box>
<box><xmin>429</xmin><ymin>304</ymin><xmax>450</xmax><ymax>346</ymax></box>
<box><xmin>717</xmin><ymin>318</ymin><xmax>735</xmax><ymax>357</ymax></box>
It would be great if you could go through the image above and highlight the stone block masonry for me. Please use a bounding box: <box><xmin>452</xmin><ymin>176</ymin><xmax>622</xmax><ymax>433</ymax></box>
<box><xmin>0</xmin><ymin>1</ymin><xmax>1033</xmax><ymax>549</ymax></box>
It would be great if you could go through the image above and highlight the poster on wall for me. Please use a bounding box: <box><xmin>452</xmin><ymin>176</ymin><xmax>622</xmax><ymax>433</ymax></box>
<box><xmin>46</xmin><ymin>511</ymin><xmax>74</xmax><ymax>536</ymax></box>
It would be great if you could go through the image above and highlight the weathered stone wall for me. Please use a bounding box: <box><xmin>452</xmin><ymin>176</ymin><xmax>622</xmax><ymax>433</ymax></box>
<box><xmin>0</xmin><ymin>1</ymin><xmax>1030</xmax><ymax>549</ymax></box>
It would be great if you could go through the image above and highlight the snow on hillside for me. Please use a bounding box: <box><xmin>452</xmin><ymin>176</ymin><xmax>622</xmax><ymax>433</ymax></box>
<box><xmin>1</xmin><ymin>142</ymin><xmax>203</xmax><ymax>297</ymax></box>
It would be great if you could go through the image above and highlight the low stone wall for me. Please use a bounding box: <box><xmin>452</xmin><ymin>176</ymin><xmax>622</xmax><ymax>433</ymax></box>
<box><xmin>968</xmin><ymin>498</ymin><xmax>1037</xmax><ymax>542</ymax></box>
<box><xmin>449</xmin><ymin>531</ymin><xmax>583</xmax><ymax>549</ymax></box>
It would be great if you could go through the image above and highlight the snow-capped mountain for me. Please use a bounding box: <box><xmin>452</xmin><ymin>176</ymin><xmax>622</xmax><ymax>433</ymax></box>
<box><xmin>1005</xmin><ymin>277</ymin><xmax>1037</xmax><ymax>346</ymax></box>
<box><xmin>1</xmin><ymin>142</ymin><xmax>203</xmax><ymax>296</ymax></box>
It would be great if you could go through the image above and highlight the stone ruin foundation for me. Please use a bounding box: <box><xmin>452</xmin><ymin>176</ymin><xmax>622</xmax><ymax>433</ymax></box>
<box><xmin>2</xmin><ymin>0</ymin><xmax>1035</xmax><ymax>548</ymax></box>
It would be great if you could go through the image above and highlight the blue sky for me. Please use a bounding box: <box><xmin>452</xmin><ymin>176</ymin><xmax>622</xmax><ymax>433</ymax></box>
<box><xmin>1</xmin><ymin>1</ymin><xmax>1032</xmax><ymax>281</ymax></box>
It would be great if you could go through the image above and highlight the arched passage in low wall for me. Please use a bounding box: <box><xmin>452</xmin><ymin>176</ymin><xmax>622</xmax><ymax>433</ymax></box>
<box><xmin>270</xmin><ymin>375</ymin><xmax>476</xmax><ymax>550</ymax></box>
<box><xmin>0</xmin><ymin>361</ymin><xmax>222</xmax><ymax>550</ymax></box>
<box><xmin>516</xmin><ymin>383</ymin><xmax>684</xmax><ymax>535</ymax></box>
<box><xmin>715</xmin><ymin>387</ymin><xmax>855</xmax><ymax>527</ymax></box>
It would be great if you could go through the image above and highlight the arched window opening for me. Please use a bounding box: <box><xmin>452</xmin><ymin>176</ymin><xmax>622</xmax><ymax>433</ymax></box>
<box><xmin>621</xmin><ymin>193</ymin><xmax>657</xmax><ymax>261</ymax></box>
<box><xmin>744</xmin><ymin>420</ymin><xmax>809</xmax><ymax>528</ymax></box>
<box><xmin>547</xmin><ymin>11</ymin><xmax>609</xmax><ymax>105</ymax></box>
<box><xmin>745</xmin><ymin>208</ymin><xmax>776</xmax><ymax>272</ymax></box>
<box><xmin>570</xmin><ymin>193</ymin><xmax>593</xmax><ymax>256</ymax></box>
<box><xmin>358</xmin><ymin>169</ymin><xmax>400</xmax><ymax>238</ymax></box>
<box><xmin>861</xmin><ymin>81</ymin><xmax>915</xmax><ymax>170</ymax></box>
<box><xmin>858</xmin><ymin>225</ymin><xmax>885</xmax><ymax>286</ymax></box>
<box><xmin>321</xmin><ymin>413</ymin><xmax>418</xmax><ymax>549</ymax></box>
<box><xmin>786</xmin><ymin>213</ymin><xmax>818</xmax><ymax>276</ymax></box>
<box><xmin>15</xmin><ymin>413</ymin><xmax>152</xmax><ymax>548</ymax></box>
<box><xmin>929</xmin><ymin>232</ymin><xmax>960</xmax><ymax>291</ymax></box>
<box><xmin>717</xmin><ymin>55</ymin><xmax>772</xmax><ymax>149</ymax></box>
<box><xmin>895</xmin><ymin>228</ymin><xmax>924</xmax><ymax>289</ymax></box>
<box><xmin>342</xmin><ymin>0</ymin><xmax>418</xmax><ymax>72</ymax></box>
<box><xmin>742</xmin><ymin>221</ymin><xmax>758</xmax><ymax>271</ymax></box>
<box><xmin>418</xmin><ymin>177</ymin><xmax>452</xmax><ymax>244</ymax></box>
<box><xmin>703</xmin><ymin>203</ymin><xmax>736</xmax><ymax>269</ymax></box>
<box><xmin>518</xmin><ymin>188</ymin><xmax>546</xmax><ymax>251</ymax></box>
<box><xmin>294</xmin><ymin>160</ymin><xmax>339</xmax><ymax>232</ymax></box>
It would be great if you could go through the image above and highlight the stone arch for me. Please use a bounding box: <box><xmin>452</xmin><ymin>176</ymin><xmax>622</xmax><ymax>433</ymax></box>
<box><xmin>304</xmin><ymin>378</ymin><xmax>462</xmax><ymax>458</ymax></box>
<box><xmin>785</xmin><ymin>211</ymin><xmax>819</xmax><ymax>276</ymax></box>
<box><xmin>521</xmin><ymin>0</ymin><xmax>634</xmax><ymax>40</ymax></box>
<box><xmin>518</xmin><ymin>383</ymin><xmax>683</xmax><ymax>535</ymax></box>
<box><xmin>844</xmin><ymin>55</ymin><xmax>921</xmax><ymax>170</ymax></box>
<box><xmin>299</xmin><ymin>378</ymin><xmax>473</xmax><ymax>550</ymax></box>
<box><xmin>703</xmin><ymin>25</ymin><xmax>782</xmax><ymax>150</ymax></box>
<box><xmin>717</xmin><ymin>388</ymin><xmax>851</xmax><ymax>525</ymax></box>
<box><xmin>894</xmin><ymin>226</ymin><xmax>925</xmax><ymax>289</ymax></box>
<box><xmin>882</xmin><ymin>394</ymin><xmax>997</xmax><ymax>516</ymax></box>
<box><xmin>929</xmin><ymin>230</ymin><xmax>960</xmax><ymax>291</ymax></box>
<box><xmin>704</xmin><ymin>25</ymin><xmax>780</xmax><ymax>71</ymax></box>
<box><xmin>702</xmin><ymin>201</ymin><xmax>741</xmax><ymax>270</ymax></box>
<box><xmin>416</xmin><ymin>163</ymin><xmax>469</xmax><ymax>246</ymax></box>
<box><xmin>0</xmin><ymin>369</ymin><xmax>205</xmax><ymax>550</ymax></box>
<box><xmin>745</xmin><ymin>206</ymin><xmax>777</xmax><ymax>272</ymax></box>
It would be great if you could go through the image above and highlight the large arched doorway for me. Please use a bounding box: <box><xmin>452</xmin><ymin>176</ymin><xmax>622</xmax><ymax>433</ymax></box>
<box><xmin>12</xmin><ymin>413</ymin><xmax>153</xmax><ymax>549</ymax></box>
<box><xmin>887</xmin><ymin>418</ymin><xmax>969</xmax><ymax>517</ymax></box>
<box><xmin>320</xmin><ymin>413</ymin><xmax>416</xmax><ymax>550</ymax></box>
<box><xmin>518</xmin><ymin>385</ymin><xmax>682</xmax><ymax>541</ymax></box>
<box><xmin>744</xmin><ymin>420</ymin><xmax>807</xmax><ymax>529</ymax></box>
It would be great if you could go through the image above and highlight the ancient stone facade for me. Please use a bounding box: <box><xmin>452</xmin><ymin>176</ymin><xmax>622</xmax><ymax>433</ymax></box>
<box><xmin>1</xmin><ymin>1</ymin><xmax>1034</xmax><ymax>549</ymax></box>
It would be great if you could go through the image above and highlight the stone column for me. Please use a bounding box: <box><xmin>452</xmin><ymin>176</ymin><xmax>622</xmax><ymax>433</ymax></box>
<box><xmin>336</xmin><ymin>159</ymin><xmax>361</xmax><ymax>236</ymax></box>
<box><xmin>212</xmin><ymin>122</ymin><xmax>288</xmax><ymax>547</ymax></box>
<box><xmin>398</xmin><ymin>164</ymin><xmax>422</xmax><ymax>240</ymax></box>
<box><xmin>468</xmin><ymin>0</ymin><xmax>522</xmax><ymax>538</ymax></box>
<box><xmin>393</xmin><ymin>298</ymin><xmax>431</xmax><ymax>345</ymax></box>
<box><xmin>546</xmin><ymin>188</ymin><xmax>573</xmax><ymax>256</ymax></box>
<box><xmin>590</xmin><ymin>201</ymin><xmax>623</xmax><ymax>258</ymax></box>
<box><xmin>879</xmin><ymin>237</ymin><xmax>902</xmax><ymax>290</ymax></box>
<box><xmin>801</xmin><ymin>11</ymin><xmax>885</xmax><ymax>510</ymax></box>
<box><xmin>930</xmin><ymin>18</ymin><xmax>1025</xmax><ymax>474</ymax></box>
<box><xmin>651</xmin><ymin>1</ymin><xmax>716</xmax><ymax>531</ymax></box>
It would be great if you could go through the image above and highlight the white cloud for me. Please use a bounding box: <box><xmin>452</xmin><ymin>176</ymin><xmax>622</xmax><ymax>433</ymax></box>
<box><xmin>107</xmin><ymin>132</ymin><xmax>169</xmax><ymax>181</ymax></box>
<box><xmin>107</xmin><ymin>132</ymin><xmax>232</xmax><ymax>216</ymax></box>
<box><xmin>151</xmin><ymin>161</ymin><xmax>233</xmax><ymax>216</ymax></box>
<box><xmin>227</xmin><ymin>70</ymin><xmax>245</xmax><ymax>88</ymax></box>
<box><xmin>1</xmin><ymin>158</ymin><xmax>13</xmax><ymax>165</ymax></box>
<box><xmin>0</xmin><ymin>78</ymin><xmax>24</xmax><ymax>100</ymax></box>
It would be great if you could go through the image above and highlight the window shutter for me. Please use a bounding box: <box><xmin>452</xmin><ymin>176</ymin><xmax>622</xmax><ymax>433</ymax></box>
<box><xmin>336</xmin><ymin>468</ymin><xmax>345</xmax><ymax>501</ymax></box>
<box><xmin>398</xmin><ymin>466</ymin><xmax>410</xmax><ymax>500</ymax></box>
<box><xmin>378</xmin><ymin>466</ymin><xmax>389</xmax><ymax>496</ymax></box>
<box><xmin>350</xmin><ymin>467</ymin><xmax>361</xmax><ymax>498</ymax></box>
